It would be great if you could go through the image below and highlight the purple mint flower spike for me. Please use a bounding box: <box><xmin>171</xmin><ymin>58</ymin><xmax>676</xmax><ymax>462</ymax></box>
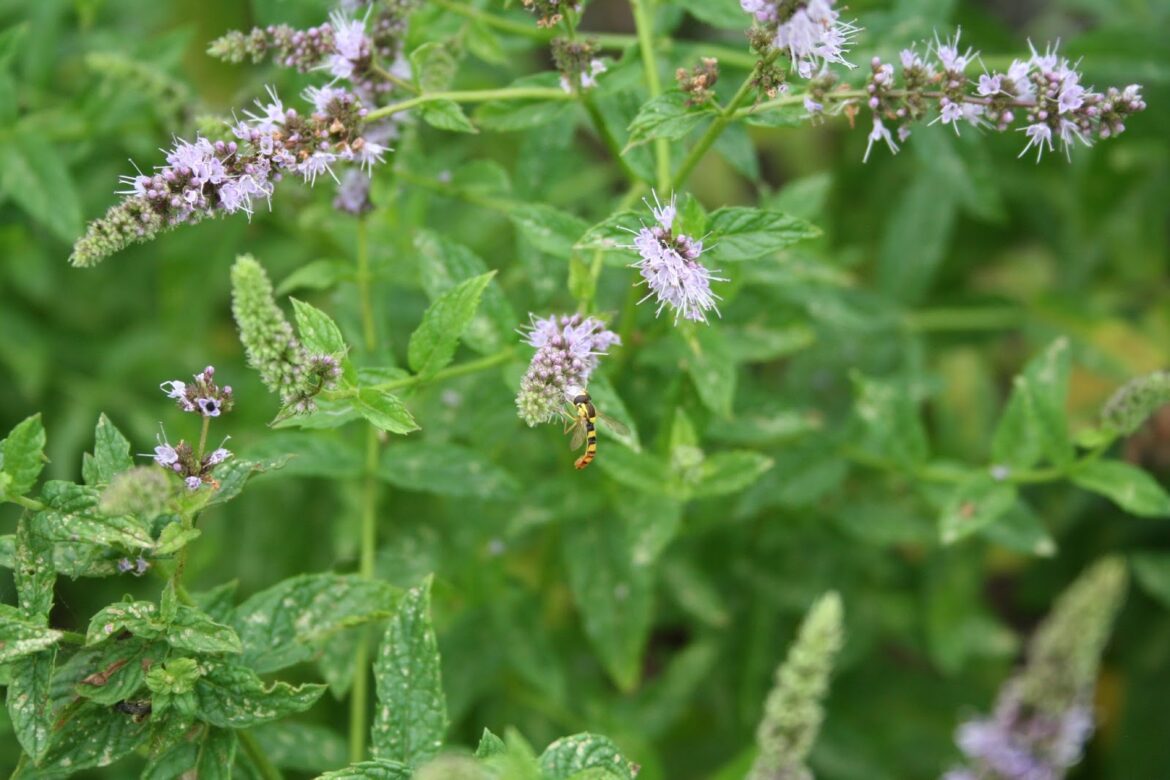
<box><xmin>630</xmin><ymin>192</ymin><xmax>724</xmax><ymax>325</ymax></box>
<box><xmin>515</xmin><ymin>313</ymin><xmax>620</xmax><ymax>426</ymax></box>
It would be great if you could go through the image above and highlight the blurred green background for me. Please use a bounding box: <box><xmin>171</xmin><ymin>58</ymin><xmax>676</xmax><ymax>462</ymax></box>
<box><xmin>2</xmin><ymin>0</ymin><xmax>1170</xmax><ymax>777</ymax></box>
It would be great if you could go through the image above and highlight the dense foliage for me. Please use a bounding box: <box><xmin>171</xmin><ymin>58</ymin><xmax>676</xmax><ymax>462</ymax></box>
<box><xmin>1</xmin><ymin>0</ymin><xmax>1169</xmax><ymax>778</ymax></box>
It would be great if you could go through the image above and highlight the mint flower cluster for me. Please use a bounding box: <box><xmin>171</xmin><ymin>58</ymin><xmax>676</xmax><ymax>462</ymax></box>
<box><xmin>944</xmin><ymin>558</ymin><xmax>1128</xmax><ymax>780</ymax></box>
<box><xmin>515</xmin><ymin>314</ymin><xmax>620</xmax><ymax>426</ymax></box>
<box><xmin>863</xmin><ymin>33</ymin><xmax>1147</xmax><ymax>162</ymax></box>
<box><xmin>152</xmin><ymin>366</ymin><xmax>235</xmax><ymax>491</ymax></box>
<box><xmin>741</xmin><ymin>0</ymin><xmax>859</xmax><ymax>79</ymax></box>
<box><xmin>231</xmin><ymin>255</ymin><xmax>343</xmax><ymax>414</ymax></box>
<box><xmin>632</xmin><ymin>194</ymin><xmax>724</xmax><ymax>324</ymax></box>
<box><xmin>70</xmin><ymin>86</ymin><xmax>386</xmax><ymax>266</ymax></box>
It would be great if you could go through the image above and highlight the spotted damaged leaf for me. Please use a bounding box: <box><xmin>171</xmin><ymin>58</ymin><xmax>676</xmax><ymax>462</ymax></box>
<box><xmin>371</xmin><ymin>576</ymin><xmax>448</xmax><ymax>766</ymax></box>
<box><xmin>193</xmin><ymin>662</ymin><xmax>326</xmax><ymax>729</ymax></box>
<box><xmin>85</xmin><ymin>600</ymin><xmax>242</xmax><ymax>655</ymax></box>
<box><xmin>539</xmin><ymin>733</ymin><xmax>639</xmax><ymax>780</ymax></box>
<box><xmin>231</xmin><ymin>572</ymin><xmax>399</xmax><ymax>673</ymax></box>
<box><xmin>0</xmin><ymin>413</ymin><xmax>46</xmax><ymax>499</ymax></box>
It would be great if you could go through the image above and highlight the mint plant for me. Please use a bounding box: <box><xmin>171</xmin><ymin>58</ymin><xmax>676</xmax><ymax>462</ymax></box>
<box><xmin>1</xmin><ymin>0</ymin><xmax>1166</xmax><ymax>777</ymax></box>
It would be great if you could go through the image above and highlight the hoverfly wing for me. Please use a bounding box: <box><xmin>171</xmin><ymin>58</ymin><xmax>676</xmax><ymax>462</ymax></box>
<box><xmin>569</xmin><ymin>417</ymin><xmax>588</xmax><ymax>450</ymax></box>
<box><xmin>595</xmin><ymin>411</ymin><xmax>630</xmax><ymax>438</ymax></box>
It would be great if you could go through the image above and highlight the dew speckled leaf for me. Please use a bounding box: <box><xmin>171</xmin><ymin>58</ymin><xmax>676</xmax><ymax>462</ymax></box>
<box><xmin>81</xmin><ymin>414</ymin><xmax>133</xmax><ymax>486</ymax></box>
<box><xmin>563</xmin><ymin>516</ymin><xmax>653</xmax><ymax>692</ymax></box>
<box><xmin>0</xmin><ymin>604</ymin><xmax>63</xmax><ymax>663</ymax></box>
<box><xmin>251</xmin><ymin>721</ymin><xmax>348</xmax><ymax>773</ymax></box>
<box><xmin>538</xmin><ymin>733</ymin><xmax>638</xmax><ymax>780</ymax></box>
<box><xmin>70</xmin><ymin>638</ymin><xmax>159</xmax><ymax>705</ymax></box>
<box><xmin>1</xmin><ymin>413</ymin><xmax>46</xmax><ymax>498</ymax></box>
<box><xmin>167</xmin><ymin>606</ymin><xmax>243</xmax><ymax>655</ymax></box>
<box><xmin>232</xmin><ymin>573</ymin><xmax>398</xmax><ymax>673</ymax></box>
<box><xmin>35</xmin><ymin>700</ymin><xmax>150</xmax><ymax>774</ymax></box>
<box><xmin>407</xmin><ymin>271</ymin><xmax>496</xmax><ymax>379</ymax></box>
<box><xmin>371</xmin><ymin>576</ymin><xmax>448</xmax><ymax>766</ymax></box>
<box><xmin>14</xmin><ymin>515</ymin><xmax>55</xmax><ymax>622</ymax></box>
<box><xmin>204</xmin><ymin>456</ymin><xmax>290</xmax><ymax>507</ymax></box>
<box><xmin>194</xmin><ymin>663</ymin><xmax>326</xmax><ymax>729</ymax></box>
<box><xmin>315</xmin><ymin>759</ymin><xmax>413</xmax><ymax>779</ymax></box>
<box><xmin>378</xmin><ymin>442</ymin><xmax>518</xmax><ymax>499</ymax></box>
<box><xmin>5</xmin><ymin>649</ymin><xmax>55</xmax><ymax>762</ymax></box>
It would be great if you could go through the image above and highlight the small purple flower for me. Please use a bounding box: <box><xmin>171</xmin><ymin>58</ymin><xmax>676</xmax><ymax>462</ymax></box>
<box><xmin>334</xmin><ymin>169</ymin><xmax>372</xmax><ymax>215</ymax></box>
<box><xmin>327</xmin><ymin>10</ymin><xmax>371</xmax><ymax>80</ymax></box>
<box><xmin>117</xmin><ymin>558</ymin><xmax>135</xmax><ymax>573</ymax></box>
<box><xmin>160</xmin><ymin>380</ymin><xmax>186</xmax><ymax>399</ymax></box>
<box><xmin>196</xmin><ymin>397</ymin><xmax>222</xmax><ymax>417</ymax></box>
<box><xmin>154</xmin><ymin>442</ymin><xmax>179</xmax><ymax>468</ymax></box>
<box><xmin>863</xmin><ymin>117</ymin><xmax>899</xmax><ymax>162</ymax></box>
<box><xmin>185</xmin><ymin>476</ymin><xmax>204</xmax><ymax>491</ymax></box>
<box><xmin>1019</xmin><ymin>122</ymin><xmax>1055</xmax><ymax>161</ymax></box>
<box><xmin>630</xmin><ymin>192</ymin><xmax>724</xmax><ymax>325</ymax></box>
<box><xmin>205</xmin><ymin>448</ymin><xmax>232</xmax><ymax>466</ymax></box>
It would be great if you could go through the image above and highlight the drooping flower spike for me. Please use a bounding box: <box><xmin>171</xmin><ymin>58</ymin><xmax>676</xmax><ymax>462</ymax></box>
<box><xmin>629</xmin><ymin>192</ymin><xmax>725</xmax><ymax>325</ymax></box>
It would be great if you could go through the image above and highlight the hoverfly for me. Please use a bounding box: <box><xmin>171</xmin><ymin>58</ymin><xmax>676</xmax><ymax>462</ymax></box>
<box><xmin>563</xmin><ymin>386</ymin><xmax>629</xmax><ymax>470</ymax></box>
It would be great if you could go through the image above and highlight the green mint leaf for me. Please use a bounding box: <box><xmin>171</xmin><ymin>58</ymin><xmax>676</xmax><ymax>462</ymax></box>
<box><xmin>676</xmin><ymin>0</ymin><xmax>749</xmax><ymax>28</ymax></box>
<box><xmin>415</xmin><ymin>230</ymin><xmax>516</xmax><ymax>355</ymax></box>
<box><xmin>194</xmin><ymin>663</ymin><xmax>326</xmax><ymax>729</ymax></box>
<box><xmin>86</xmin><ymin>601</ymin><xmax>241</xmax><ymax>654</ymax></box>
<box><xmin>232</xmin><ymin>573</ymin><xmax>398</xmax><ymax>673</ymax></box>
<box><xmin>0</xmin><ymin>130</ymin><xmax>82</xmax><ymax>243</ymax></box>
<box><xmin>378</xmin><ymin>442</ymin><xmax>518</xmax><ymax>499</ymax></box>
<box><xmin>0</xmin><ymin>604</ymin><xmax>63</xmax><ymax>663</ymax></box>
<box><xmin>573</xmin><ymin>210</ymin><xmax>642</xmax><ymax>254</ymax></box>
<box><xmin>687</xmin><ymin>451</ymin><xmax>774</xmax><ymax>500</ymax></box>
<box><xmin>852</xmin><ymin>373</ymin><xmax>929</xmax><ymax>469</ymax></box>
<box><xmin>80</xmin><ymin>413</ymin><xmax>133</xmax><ymax>487</ymax></box>
<box><xmin>474</xmin><ymin>73</ymin><xmax>572</xmax><ymax>131</ymax></box>
<box><xmin>407</xmin><ymin>271</ymin><xmax>496</xmax><ymax>378</ymax></box>
<box><xmin>355</xmin><ymin>388</ymin><xmax>421</xmax><ymax>434</ymax></box>
<box><xmin>563</xmin><ymin>515</ymin><xmax>652</xmax><ymax>692</ymax></box>
<box><xmin>1131</xmin><ymin>552</ymin><xmax>1170</xmax><ymax>610</ymax></box>
<box><xmin>510</xmin><ymin>205</ymin><xmax>589</xmax><ymax>258</ymax></box>
<box><xmin>686</xmin><ymin>326</ymin><xmax>737</xmax><ymax>419</ymax></box>
<box><xmin>35</xmin><ymin>700</ymin><xmax>149</xmax><ymax>774</ymax></box>
<box><xmin>476</xmin><ymin>728</ymin><xmax>507</xmax><ymax>758</ymax></box>
<box><xmin>316</xmin><ymin>760</ymin><xmax>413</xmax><ymax>779</ymax></box>
<box><xmin>5</xmin><ymin>649</ymin><xmax>55</xmax><ymax>761</ymax></box>
<box><xmin>992</xmin><ymin>339</ymin><xmax>1072</xmax><ymax>469</ymax></box>
<box><xmin>1072</xmin><ymin>459</ymin><xmax>1170</xmax><ymax>518</ymax></box>
<box><xmin>410</xmin><ymin>41</ymin><xmax>458</xmax><ymax>93</ymax></box>
<box><xmin>371</xmin><ymin>575</ymin><xmax>448</xmax><ymax>766</ymax></box>
<box><xmin>277</xmin><ymin>258</ymin><xmax>348</xmax><ymax>296</ymax></box>
<box><xmin>71</xmin><ymin>638</ymin><xmax>161</xmax><ymax>705</ymax></box>
<box><xmin>539</xmin><ymin>733</ymin><xmax>638</xmax><ymax>780</ymax></box>
<box><xmin>625</xmin><ymin>92</ymin><xmax>714</xmax><ymax>149</ymax></box>
<box><xmin>291</xmin><ymin>298</ymin><xmax>348</xmax><ymax>356</ymax></box>
<box><xmin>1</xmin><ymin>413</ymin><xmax>46</xmax><ymax>499</ymax></box>
<box><xmin>938</xmin><ymin>475</ymin><xmax>1019</xmax><ymax>544</ymax></box>
<box><xmin>142</xmin><ymin>724</ymin><xmax>234</xmax><ymax>780</ymax></box>
<box><xmin>420</xmin><ymin>100</ymin><xmax>479</xmax><ymax>133</ymax></box>
<box><xmin>250</xmin><ymin>721</ymin><xmax>348</xmax><ymax>773</ymax></box>
<box><xmin>705</xmin><ymin>207</ymin><xmax>820</xmax><ymax>263</ymax></box>
<box><xmin>14</xmin><ymin>515</ymin><xmax>54</xmax><ymax>622</ymax></box>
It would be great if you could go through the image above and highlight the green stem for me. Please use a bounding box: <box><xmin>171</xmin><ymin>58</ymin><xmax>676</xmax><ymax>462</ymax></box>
<box><xmin>196</xmin><ymin>415</ymin><xmax>210</xmax><ymax>464</ymax></box>
<box><xmin>371</xmin><ymin>63</ymin><xmax>418</xmax><ymax>95</ymax></box>
<box><xmin>349</xmin><ymin>424</ymin><xmax>380</xmax><ymax>764</ymax></box>
<box><xmin>364</xmin><ymin>87</ymin><xmax>572</xmax><ymax>122</ymax></box>
<box><xmin>365</xmin><ymin>348</ymin><xmax>516</xmax><ymax>393</ymax></box>
<box><xmin>239</xmin><ymin>729</ymin><xmax>284</xmax><ymax>780</ymax></box>
<box><xmin>582</xmin><ymin>93</ymin><xmax>641</xmax><ymax>185</ymax></box>
<box><xmin>9</xmin><ymin>495</ymin><xmax>45</xmax><ymax>512</ymax></box>
<box><xmin>356</xmin><ymin>219</ymin><xmax>375</xmax><ymax>352</ymax></box>
<box><xmin>671</xmin><ymin>62</ymin><xmax>769</xmax><ymax>190</ymax></box>
<box><xmin>58</xmin><ymin>630</ymin><xmax>86</xmax><ymax>645</ymax></box>
<box><xmin>630</xmin><ymin>0</ymin><xmax>670</xmax><ymax>192</ymax></box>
